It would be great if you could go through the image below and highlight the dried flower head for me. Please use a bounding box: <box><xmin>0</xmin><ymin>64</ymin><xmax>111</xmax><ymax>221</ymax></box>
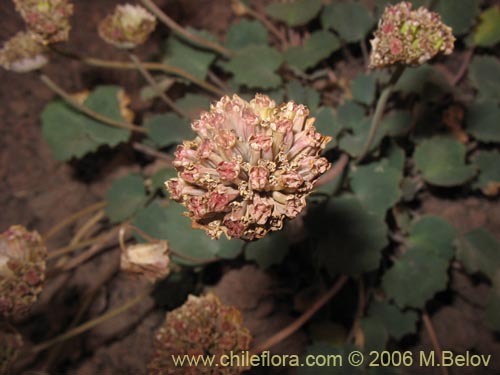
<box><xmin>0</xmin><ymin>324</ymin><xmax>23</xmax><ymax>374</ymax></box>
<box><xmin>165</xmin><ymin>94</ymin><xmax>331</xmax><ymax>241</ymax></box>
<box><xmin>98</xmin><ymin>4</ymin><xmax>157</xmax><ymax>49</ymax></box>
<box><xmin>369</xmin><ymin>1</ymin><xmax>455</xmax><ymax>68</ymax></box>
<box><xmin>0</xmin><ymin>225</ymin><xmax>47</xmax><ymax>318</ymax></box>
<box><xmin>13</xmin><ymin>0</ymin><xmax>74</xmax><ymax>44</ymax></box>
<box><xmin>149</xmin><ymin>293</ymin><xmax>252</xmax><ymax>375</ymax></box>
<box><xmin>0</xmin><ymin>31</ymin><xmax>48</xmax><ymax>73</ymax></box>
<box><xmin>121</xmin><ymin>240</ymin><xmax>170</xmax><ymax>282</ymax></box>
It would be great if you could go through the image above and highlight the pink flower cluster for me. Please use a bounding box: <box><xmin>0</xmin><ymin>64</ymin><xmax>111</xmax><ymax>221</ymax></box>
<box><xmin>13</xmin><ymin>0</ymin><xmax>74</xmax><ymax>44</ymax></box>
<box><xmin>166</xmin><ymin>94</ymin><xmax>331</xmax><ymax>241</ymax></box>
<box><xmin>0</xmin><ymin>225</ymin><xmax>47</xmax><ymax>318</ymax></box>
<box><xmin>149</xmin><ymin>293</ymin><xmax>252</xmax><ymax>375</ymax></box>
<box><xmin>369</xmin><ymin>1</ymin><xmax>455</xmax><ymax>68</ymax></box>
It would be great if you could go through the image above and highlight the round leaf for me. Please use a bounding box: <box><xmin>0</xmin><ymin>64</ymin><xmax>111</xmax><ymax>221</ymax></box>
<box><xmin>245</xmin><ymin>231</ymin><xmax>289</xmax><ymax>268</ymax></box>
<box><xmin>284</xmin><ymin>30</ymin><xmax>340</xmax><ymax>71</ymax></box>
<box><xmin>225</xmin><ymin>20</ymin><xmax>268</xmax><ymax>50</ymax></box>
<box><xmin>472</xmin><ymin>150</ymin><xmax>500</xmax><ymax>195</ymax></box>
<box><xmin>435</xmin><ymin>0</ymin><xmax>479</xmax><ymax>36</ymax></box>
<box><xmin>105</xmin><ymin>174</ymin><xmax>148</xmax><ymax>223</ymax></box>
<box><xmin>466</xmin><ymin>100</ymin><xmax>500</xmax><ymax>143</ymax></box>
<box><xmin>472</xmin><ymin>6</ymin><xmax>500</xmax><ymax>47</ymax></box>
<box><xmin>468</xmin><ymin>56</ymin><xmax>500</xmax><ymax>102</ymax></box>
<box><xmin>456</xmin><ymin>228</ymin><xmax>500</xmax><ymax>280</ymax></box>
<box><xmin>266</xmin><ymin>0</ymin><xmax>323</xmax><ymax>27</ymax></box>
<box><xmin>321</xmin><ymin>2</ymin><xmax>375</xmax><ymax>43</ymax></box>
<box><xmin>144</xmin><ymin>114</ymin><xmax>194</xmax><ymax>148</ymax></box>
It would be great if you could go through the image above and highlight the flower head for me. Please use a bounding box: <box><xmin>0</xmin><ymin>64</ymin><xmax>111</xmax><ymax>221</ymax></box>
<box><xmin>148</xmin><ymin>293</ymin><xmax>251</xmax><ymax>375</ymax></box>
<box><xmin>0</xmin><ymin>225</ymin><xmax>47</xmax><ymax>318</ymax></box>
<box><xmin>98</xmin><ymin>4</ymin><xmax>157</xmax><ymax>49</ymax></box>
<box><xmin>0</xmin><ymin>324</ymin><xmax>23</xmax><ymax>375</ymax></box>
<box><xmin>120</xmin><ymin>240</ymin><xmax>170</xmax><ymax>282</ymax></box>
<box><xmin>13</xmin><ymin>0</ymin><xmax>74</xmax><ymax>44</ymax></box>
<box><xmin>0</xmin><ymin>31</ymin><xmax>48</xmax><ymax>73</ymax></box>
<box><xmin>166</xmin><ymin>94</ymin><xmax>331</xmax><ymax>241</ymax></box>
<box><xmin>369</xmin><ymin>1</ymin><xmax>455</xmax><ymax>68</ymax></box>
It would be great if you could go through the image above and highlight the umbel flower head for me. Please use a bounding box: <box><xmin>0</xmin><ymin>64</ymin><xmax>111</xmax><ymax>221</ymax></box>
<box><xmin>0</xmin><ymin>31</ymin><xmax>48</xmax><ymax>73</ymax></box>
<box><xmin>0</xmin><ymin>324</ymin><xmax>23</xmax><ymax>375</ymax></box>
<box><xmin>120</xmin><ymin>240</ymin><xmax>170</xmax><ymax>282</ymax></box>
<box><xmin>149</xmin><ymin>293</ymin><xmax>252</xmax><ymax>375</ymax></box>
<box><xmin>369</xmin><ymin>1</ymin><xmax>455</xmax><ymax>69</ymax></box>
<box><xmin>0</xmin><ymin>225</ymin><xmax>47</xmax><ymax>318</ymax></box>
<box><xmin>166</xmin><ymin>94</ymin><xmax>331</xmax><ymax>241</ymax></box>
<box><xmin>98</xmin><ymin>4</ymin><xmax>157</xmax><ymax>49</ymax></box>
<box><xmin>13</xmin><ymin>0</ymin><xmax>74</xmax><ymax>44</ymax></box>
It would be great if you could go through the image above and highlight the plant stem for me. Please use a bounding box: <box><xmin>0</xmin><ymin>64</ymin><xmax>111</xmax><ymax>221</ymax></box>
<box><xmin>44</xmin><ymin>201</ymin><xmax>107</xmax><ymax>241</ymax></box>
<box><xmin>242</xmin><ymin>4</ymin><xmax>288</xmax><ymax>49</ymax></box>
<box><xmin>132</xmin><ymin>142</ymin><xmax>173</xmax><ymax>163</ymax></box>
<box><xmin>48</xmin><ymin>234</ymin><xmax>108</xmax><ymax>260</ymax></box>
<box><xmin>39</xmin><ymin>74</ymin><xmax>148</xmax><ymax>134</ymax></box>
<box><xmin>140</xmin><ymin>0</ymin><xmax>234</xmax><ymax>58</ymax></box>
<box><xmin>128</xmin><ymin>52</ymin><xmax>191</xmax><ymax>119</ymax></box>
<box><xmin>69</xmin><ymin>210</ymin><xmax>104</xmax><ymax>246</ymax></box>
<box><xmin>357</xmin><ymin>65</ymin><xmax>405</xmax><ymax>163</ymax></box>
<box><xmin>31</xmin><ymin>287</ymin><xmax>151</xmax><ymax>354</ymax></box>
<box><xmin>315</xmin><ymin>153</ymin><xmax>349</xmax><ymax>187</ymax></box>
<box><xmin>422</xmin><ymin>309</ymin><xmax>448</xmax><ymax>375</ymax></box>
<box><xmin>252</xmin><ymin>275</ymin><xmax>349</xmax><ymax>353</ymax></box>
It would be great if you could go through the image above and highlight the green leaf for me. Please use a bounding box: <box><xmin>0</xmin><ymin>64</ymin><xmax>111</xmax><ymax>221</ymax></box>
<box><xmin>472</xmin><ymin>6</ymin><xmax>500</xmax><ymax>47</ymax></box>
<box><xmin>395</xmin><ymin>66</ymin><xmax>451</xmax><ymax>97</ymax></box>
<box><xmin>414</xmin><ymin>137</ymin><xmax>476</xmax><ymax>187</ymax></box>
<box><xmin>469</xmin><ymin>56</ymin><xmax>500</xmax><ymax>102</ymax></box>
<box><xmin>434</xmin><ymin>0</ymin><xmax>479</xmax><ymax>36</ymax></box>
<box><xmin>163</xmin><ymin>31</ymin><xmax>216</xmax><ymax>80</ymax></box>
<box><xmin>298</xmin><ymin>343</ymin><xmax>363</xmax><ymax>375</ymax></box>
<box><xmin>337</xmin><ymin>101</ymin><xmax>366</xmax><ymax>130</ymax></box>
<box><xmin>456</xmin><ymin>228</ymin><xmax>500</xmax><ymax>280</ymax></box>
<box><xmin>307</xmin><ymin>195</ymin><xmax>388</xmax><ymax>276</ymax></box>
<box><xmin>382</xmin><ymin>110</ymin><xmax>412</xmax><ymax>137</ymax></box>
<box><xmin>245</xmin><ymin>231</ymin><xmax>289</xmax><ymax>268</ymax></box>
<box><xmin>466</xmin><ymin>100</ymin><xmax>500</xmax><ymax>143</ymax></box>
<box><xmin>360</xmin><ymin>316</ymin><xmax>388</xmax><ymax>352</ymax></box>
<box><xmin>105</xmin><ymin>174</ymin><xmax>148</xmax><ymax>223</ymax></box>
<box><xmin>367</xmin><ymin>301</ymin><xmax>418</xmax><ymax>340</ymax></box>
<box><xmin>351</xmin><ymin>73</ymin><xmax>376</xmax><ymax>105</ymax></box>
<box><xmin>486</xmin><ymin>273</ymin><xmax>500</xmax><ymax>331</ymax></box>
<box><xmin>284</xmin><ymin>30</ymin><xmax>340</xmax><ymax>71</ymax></box>
<box><xmin>176</xmin><ymin>93</ymin><xmax>211</xmax><ymax>118</ymax></box>
<box><xmin>144</xmin><ymin>114</ymin><xmax>194</xmax><ymax>148</ymax></box>
<box><xmin>286</xmin><ymin>80</ymin><xmax>320</xmax><ymax>111</ymax></box>
<box><xmin>472</xmin><ymin>150</ymin><xmax>500</xmax><ymax>195</ymax></box>
<box><xmin>321</xmin><ymin>2</ymin><xmax>375</xmax><ymax>43</ymax></box>
<box><xmin>266</xmin><ymin>0</ymin><xmax>323</xmax><ymax>27</ymax></box>
<box><xmin>151</xmin><ymin>168</ymin><xmax>177</xmax><ymax>190</ymax></box>
<box><xmin>133</xmin><ymin>201</ymin><xmax>244</xmax><ymax>264</ymax></box>
<box><xmin>222</xmin><ymin>45</ymin><xmax>283</xmax><ymax>89</ymax></box>
<box><xmin>349</xmin><ymin>158</ymin><xmax>402</xmax><ymax>217</ymax></box>
<box><xmin>383</xmin><ymin>216</ymin><xmax>457</xmax><ymax>308</ymax></box>
<box><xmin>225</xmin><ymin>20</ymin><xmax>268</xmax><ymax>50</ymax></box>
<box><xmin>339</xmin><ymin>117</ymin><xmax>385</xmax><ymax>158</ymax></box>
<box><xmin>313</xmin><ymin>106</ymin><xmax>342</xmax><ymax>146</ymax></box>
<box><xmin>42</xmin><ymin>86</ymin><xmax>131</xmax><ymax>161</ymax></box>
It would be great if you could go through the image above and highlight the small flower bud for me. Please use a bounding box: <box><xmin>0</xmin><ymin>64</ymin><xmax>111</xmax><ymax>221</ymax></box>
<box><xmin>0</xmin><ymin>324</ymin><xmax>23</xmax><ymax>375</ymax></box>
<box><xmin>165</xmin><ymin>94</ymin><xmax>332</xmax><ymax>241</ymax></box>
<box><xmin>98</xmin><ymin>4</ymin><xmax>157</xmax><ymax>49</ymax></box>
<box><xmin>0</xmin><ymin>225</ymin><xmax>47</xmax><ymax>318</ymax></box>
<box><xmin>369</xmin><ymin>1</ymin><xmax>455</xmax><ymax>69</ymax></box>
<box><xmin>0</xmin><ymin>31</ymin><xmax>48</xmax><ymax>73</ymax></box>
<box><xmin>120</xmin><ymin>240</ymin><xmax>170</xmax><ymax>283</ymax></box>
<box><xmin>148</xmin><ymin>293</ymin><xmax>252</xmax><ymax>375</ymax></box>
<box><xmin>13</xmin><ymin>0</ymin><xmax>74</xmax><ymax>44</ymax></box>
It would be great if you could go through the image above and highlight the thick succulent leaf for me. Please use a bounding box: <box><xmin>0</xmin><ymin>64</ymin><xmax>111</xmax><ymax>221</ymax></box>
<box><xmin>298</xmin><ymin>343</ymin><xmax>363</xmax><ymax>375</ymax></box>
<box><xmin>284</xmin><ymin>30</ymin><xmax>340</xmax><ymax>71</ymax></box>
<box><xmin>286</xmin><ymin>80</ymin><xmax>320</xmax><ymax>111</ymax></box>
<box><xmin>468</xmin><ymin>56</ymin><xmax>500</xmax><ymax>102</ymax></box>
<box><xmin>414</xmin><ymin>137</ymin><xmax>476</xmax><ymax>187</ymax></box>
<box><xmin>472</xmin><ymin>6</ymin><xmax>500</xmax><ymax>47</ymax></box>
<box><xmin>307</xmin><ymin>195</ymin><xmax>389</xmax><ymax>276</ymax></box>
<box><xmin>245</xmin><ymin>230</ymin><xmax>289</xmax><ymax>268</ymax></box>
<box><xmin>383</xmin><ymin>216</ymin><xmax>457</xmax><ymax>308</ymax></box>
<box><xmin>367</xmin><ymin>301</ymin><xmax>418</xmax><ymax>340</ymax></box>
<box><xmin>351</xmin><ymin>73</ymin><xmax>376</xmax><ymax>105</ymax></box>
<box><xmin>144</xmin><ymin>114</ymin><xmax>194</xmax><ymax>148</ymax></box>
<box><xmin>266</xmin><ymin>0</ymin><xmax>323</xmax><ymax>27</ymax></box>
<box><xmin>466</xmin><ymin>100</ymin><xmax>500</xmax><ymax>143</ymax></box>
<box><xmin>163</xmin><ymin>32</ymin><xmax>216</xmax><ymax>80</ymax></box>
<box><xmin>222</xmin><ymin>45</ymin><xmax>283</xmax><ymax>89</ymax></box>
<box><xmin>486</xmin><ymin>273</ymin><xmax>500</xmax><ymax>331</ymax></box>
<box><xmin>321</xmin><ymin>2</ymin><xmax>375</xmax><ymax>43</ymax></box>
<box><xmin>42</xmin><ymin>86</ymin><xmax>131</xmax><ymax>161</ymax></box>
<box><xmin>176</xmin><ymin>93</ymin><xmax>211</xmax><ymax>119</ymax></box>
<box><xmin>456</xmin><ymin>228</ymin><xmax>500</xmax><ymax>280</ymax></box>
<box><xmin>105</xmin><ymin>174</ymin><xmax>148</xmax><ymax>223</ymax></box>
<box><xmin>132</xmin><ymin>201</ymin><xmax>244</xmax><ymax>264</ymax></box>
<box><xmin>225</xmin><ymin>19</ymin><xmax>268</xmax><ymax>50</ymax></box>
<box><xmin>434</xmin><ymin>0</ymin><xmax>479</xmax><ymax>36</ymax></box>
<box><xmin>349</xmin><ymin>158</ymin><xmax>402</xmax><ymax>217</ymax></box>
<box><xmin>472</xmin><ymin>150</ymin><xmax>500</xmax><ymax>195</ymax></box>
